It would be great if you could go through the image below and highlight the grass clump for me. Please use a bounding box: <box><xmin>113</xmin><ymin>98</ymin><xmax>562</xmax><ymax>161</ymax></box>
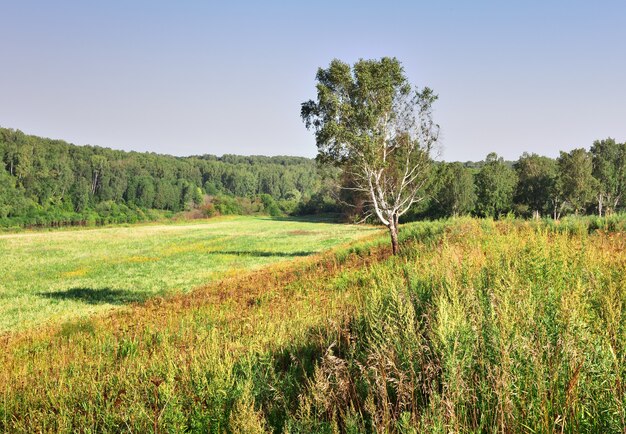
<box><xmin>58</xmin><ymin>319</ymin><xmax>96</xmax><ymax>339</ymax></box>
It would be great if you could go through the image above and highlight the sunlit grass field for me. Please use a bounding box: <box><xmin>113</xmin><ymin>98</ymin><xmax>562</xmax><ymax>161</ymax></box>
<box><xmin>1</xmin><ymin>216</ymin><xmax>626</xmax><ymax>432</ymax></box>
<box><xmin>0</xmin><ymin>216</ymin><xmax>379</xmax><ymax>332</ymax></box>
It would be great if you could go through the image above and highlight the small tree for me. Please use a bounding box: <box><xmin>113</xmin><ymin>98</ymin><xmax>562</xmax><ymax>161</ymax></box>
<box><xmin>557</xmin><ymin>148</ymin><xmax>596</xmax><ymax>216</ymax></box>
<box><xmin>301</xmin><ymin>57</ymin><xmax>439</xmax><ymax>254</ymax></box>
<box><xmin>435</xmin><ymin>162</ymin><xmax>476</xmax><ymax>217</ymax></box>
<box><xmin>514</xmin><ymin>153</ymin><xmax>557</xmax><ymax>219</ymax></box>
<box><xmin>475</xmin><ymin>153</ymin><xmax>517</xmax><ymax>218</ymax></box>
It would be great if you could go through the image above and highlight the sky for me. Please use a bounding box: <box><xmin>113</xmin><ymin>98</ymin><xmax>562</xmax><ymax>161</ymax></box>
<box><xmin>1</xmin><ymin>0</ymin><xmax>625</xmax><ymax>161</ymax></box>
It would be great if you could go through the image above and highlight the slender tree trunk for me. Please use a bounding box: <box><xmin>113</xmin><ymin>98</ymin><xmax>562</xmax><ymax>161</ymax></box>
<box><xmin>552</xmin><ymin>200</ymin><xmax>562</xmax><ymax>221</ymax></box>
<box><xmin>613</xmin><ymin>194</ymin><xmax>621</xmax><ymax>215</ymax></box>
<box><xmin>598</xmin><ymin>194</ymin><xmax>603</xmax><ymax>217</ymax></box>
<box><xmin>92</xmin><ymin>171</ymin><xmax>99</xmax><ymax>195</ymax></box>
<box><xmin>389</xmin><ymin>224</ymin><xmax>399</xmax><ymax>255</ymax></box>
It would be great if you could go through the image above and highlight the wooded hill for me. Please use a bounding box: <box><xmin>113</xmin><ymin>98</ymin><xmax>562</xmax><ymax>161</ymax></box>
<box><xmin>0</xmin><ymin>127</ymin><xmax>330</xmax><ymax>227</ymax></box>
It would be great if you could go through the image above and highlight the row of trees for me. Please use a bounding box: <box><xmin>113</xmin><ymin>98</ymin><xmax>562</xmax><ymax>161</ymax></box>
<box><xmin>426</xmin><ymin>138</ymin><xmax>626</xmax><ymax>220</ymax></box>
<box><xmin>0</xmin><ymin>127</ymin><xmax>324</xmax><ymax>226</ymax></box>
<box><xmin>1</xmin><ymin>128</ymin><xmax>623</xmax><ymax>228</ymax></box>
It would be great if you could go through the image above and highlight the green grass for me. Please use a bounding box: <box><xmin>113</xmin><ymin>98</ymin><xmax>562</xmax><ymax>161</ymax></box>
<box><xmin>2</xmin><ymin>216</ymin><xmax>626</xmax><ymax>432</ymax></box>
<box><xmin>0</xmin><ymin>215</ymin><xmax>378</xmax><ymax>332</ymax></box>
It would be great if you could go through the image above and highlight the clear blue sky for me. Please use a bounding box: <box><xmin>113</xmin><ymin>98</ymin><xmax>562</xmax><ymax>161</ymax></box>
<box><xmin>1</xmin><ymin>1</ymin><xmax>625</xmax><ymax>161</ymax></box>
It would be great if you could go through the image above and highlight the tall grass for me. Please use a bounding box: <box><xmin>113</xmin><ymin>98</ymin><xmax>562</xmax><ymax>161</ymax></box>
<box><xmin>1</xmin><ymin>216</ymin><xmax>625</xmax><ymax>432</ymax></box>
<box><xmin>276</xmin><ymin>217</ymin><xmax>626</xmax><ymax>432</ymax></box>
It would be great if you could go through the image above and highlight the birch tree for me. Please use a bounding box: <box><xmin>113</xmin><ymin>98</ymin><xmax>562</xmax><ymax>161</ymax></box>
<box><xmin>475</xmin><ymin>153</ymin><xmax>517</xmax><ymax>218</ymax></box>
<box><xmin>514</xmin><ymin>153</ymin><xmax>557</xmax><ymax>219</ymax></box>
<box><xmin>301</xmin><ymin>57</ymin><xmax>439</xmax><ymax>254</ymax></box>
<box><xmin>557</xmin><ymin>148</ymin><xmax>596</xmax><ymax>216</ymax></box>
<box><xmin>590</xmin><ymin>138</ymin><xmax>626</xmax><ymax>216</ymax></box>
<box><xmin>436</xmin><ymin>162</ymin><xmax>477</xmax><ymax>217</ymax></box>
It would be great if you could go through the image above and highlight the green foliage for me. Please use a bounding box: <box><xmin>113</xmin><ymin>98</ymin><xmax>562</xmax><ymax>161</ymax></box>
<box><xmin>302</xmin><ymin>57</ymin><xmax>439</xmax><ymax>253</ymax></box>
<box><xmin>3</xmin><ymin>125</ymin><xmax>626</xmax><ymax>225</ymax></box>
<box><xmin>0</xmin><ymin>127</ymin><xmax>329</xmax><ymax>227</ymax></box>
<box><xmin>514</xmin><ymin>152</ymin><xmax>557</xmax><ymax>217</ymax></box>
<box><xmin>303</xmin><ymin>58</ymin><xmax>420</xmax><ymax>166</ymax></box>
<box><xmin>261</xmin><ymin>194</ymin><xmax>283</xmax><ymax>217</ymax></box>
<box><xmin>0</xmin><ymin>168</ymin><xmax>25</xmax><ymax>218</ymax></box>
<box><xmin>590</xmin><ymin>137</ymin><xmax>626</xmax><ymax>215</ymax></box>
<box><xmin>212</xmin><ymin>194</ymin><xmax>244</xmax><ymax>215</ymax></box>
<box><xmin>433</xmin><ymin>162</ymin><xmax>476</xmax><ymax>217</ymax></box>
<box><xmin>557</xmin><ymin>148</ymin><xmax>597</xmax><ymax>215</ymax></box>
<box><xmin>475</xmin><ymin>152</ymin><xmax>518</xmax><ymax>217</ymax></box>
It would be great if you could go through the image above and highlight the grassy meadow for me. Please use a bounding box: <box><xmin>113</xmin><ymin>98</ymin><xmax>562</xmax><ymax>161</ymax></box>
<box><xmin>0</xmin><ymin>216</ymin><xmax>379</xmax><ymax>332</ymax></box>
<box><xmin>1</xmin><ymin>216</ymin><xmax>626</xmax><ymax>432</ymax></box>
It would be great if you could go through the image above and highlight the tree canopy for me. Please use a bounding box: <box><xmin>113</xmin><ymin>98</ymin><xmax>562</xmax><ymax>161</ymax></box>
<box><xmin>557</xmin><ymin>148</ymin><xmax>597</xmax><ymax>216</ymax></box>
<box><xmin>434</xmin><ymin>162</ymin><xmax>477</xmax><ymax>217</ymax></box>
<box><xmin>475</xmin><ymin>153</ymin><xmax>517</xmax><ymax>218</ymax></box>
<box><xmin>591</xmin><ymin>138</ymin><xmax>626</xmax><ymax>216</ymax></box>
<box><xmin>514</xmin><ymin>153</ymin><xmax>557</xmax><ymax>218</ymax></box>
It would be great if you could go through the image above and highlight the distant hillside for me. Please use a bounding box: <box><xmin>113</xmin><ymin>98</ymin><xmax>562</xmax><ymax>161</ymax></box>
<box><xmin>0</xmin><ymin>127</ymin><xmax>329</xmax><ymax>227</ymax></box>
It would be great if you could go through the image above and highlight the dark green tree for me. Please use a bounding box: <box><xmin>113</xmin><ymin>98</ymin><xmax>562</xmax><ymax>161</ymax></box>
<box><xmin>134</xmin><ymin>176</ymin><xmax>156</xmax><ymax>208</ymax></box>
<box><xmin>0</xmin><ymin>168</ymin><xmax>22</xmax><ymax>218</ymax></box>
<box><xmin>0</xmin><ymin>126</ymin><xmax>327</xmax><ymax>227</ymax></box>
<box><xmin>475</xmin><ymin>152</ymin><xmax>517</xmax><ymax>217</ymax></box>
<box><xmin>557</xmin><ymin>148</ymin><xmax>597</xmax><ymax>215</ymax></box>
<box><xmin>435</xmin><ymin>162</ymin><xmax>476</xmax><ymax>217</ymax></box>
<box><xmin>590</xmin><ymin>138</ymin><xmax>626</xmax><ymax>215</ymax></box>
<box><xmin>70</xmin><ymin>178</ymin><xmax>91</xmax><ymax>212</ymax></box>
<box><xmin>514</xmin><ymin>153</ymin><xmax>557</xmax><ymax>218</ymax></box>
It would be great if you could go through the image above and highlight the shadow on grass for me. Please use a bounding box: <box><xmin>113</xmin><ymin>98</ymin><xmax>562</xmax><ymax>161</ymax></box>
<box><xmin>39</xmin><ymin>287</ymin><xmax>148</xmax><ymax>305</ymax></box>
<box><xmin>229</xmin><ymin>324</ymin><xmax>331</xmax><ymax>430</ymax></box>
<box><xmin>259</xmin><ymin>213</ymin><xmax>343</xmax><ymax>224</ymax></box>
<box><xmin>208</xmin><ymin>250</ymin><xmax>315</xmax><ymax>257</ymax></box>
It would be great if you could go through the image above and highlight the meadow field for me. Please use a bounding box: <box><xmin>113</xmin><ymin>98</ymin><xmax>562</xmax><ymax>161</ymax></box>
<box><xmin>0</xmin><ymin>216</ymin><xmax>378</xmax><ymax>332</ymax></box>
<box><xmin>1</xmin><ymin>216</ymin><xmax>626</xmax><ymax>432</ymax></box>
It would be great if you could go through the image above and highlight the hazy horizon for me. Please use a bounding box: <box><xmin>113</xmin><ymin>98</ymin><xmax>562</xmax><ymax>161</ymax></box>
<box><xmin>2</xmin><ymin>1</ymin><xmax>625</xmax><ymax>161</ymax></box>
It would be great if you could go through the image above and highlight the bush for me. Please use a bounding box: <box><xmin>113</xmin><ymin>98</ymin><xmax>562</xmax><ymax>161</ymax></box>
<box><xmin>200</xmin><ymin>203</ymin><xmax>217</xmax><ymax>218</ymax></box>
<box><xmin>260</xmin><ymin>194</ymin><xmax>282</xmax><ymax>217</ymax></box>
<box><xmin>212</xmin><ymin>195</ymin><xmax>243</xmax><ymax>215</ymax></box>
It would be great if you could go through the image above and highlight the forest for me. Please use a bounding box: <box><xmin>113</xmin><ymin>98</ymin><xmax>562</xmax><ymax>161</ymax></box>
<box><xmin>0</xmin><ymin>127</ymin><xmax>330</xmax><ymax>227</ymax></box>
<box><xmin>0</xmin><ymin>126</ymin><xmax>625</xmax><ymax>228</ymax></box>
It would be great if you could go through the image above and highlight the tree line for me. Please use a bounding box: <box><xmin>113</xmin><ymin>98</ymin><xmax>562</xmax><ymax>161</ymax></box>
<box><xmin>332</xmin><ymin>140</ymin><xmax>626</xmax><ymax>224</ymax></box>
<box><xmin>0</xmin><ymin>127</ymin><xmax>326</xmax><ymax>227</ymax></box>
<box><xmin>419</xmin><ymin>138</ymin><xmax>626</xmax><ymax>220</ymax></box>
<box><xmin>1</xmin><ymin>126</ymin><xmax>624</xmax><ymax>228</ymax></box>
